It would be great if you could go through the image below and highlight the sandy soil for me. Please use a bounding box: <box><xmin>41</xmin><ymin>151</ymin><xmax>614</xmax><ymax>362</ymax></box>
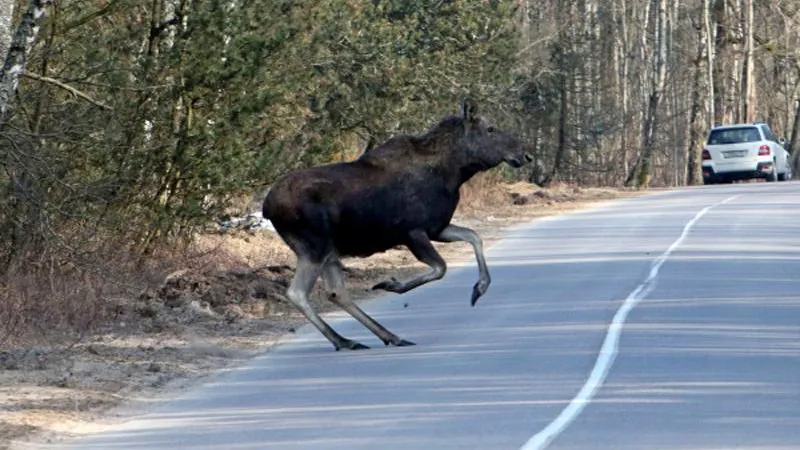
<box><xmin>1</xmin><ymin>183</ymin><xmax>640</xmax><ymax>449</ymax></box>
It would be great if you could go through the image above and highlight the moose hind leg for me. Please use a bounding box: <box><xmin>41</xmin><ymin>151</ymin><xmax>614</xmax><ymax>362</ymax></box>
<box><xmin>287</xmin><ymin>258</ymin><xmax>369</xmax><ymax>351</ymax></box>
<box><xmin>435</xmin><ymin>224</ymin><xmax>491</xmax><ymax>306</ymax></box>
<box><xmin>322</xmin><ymin>259</ymin><xmax>415</xmax><ymax>347</ymax></box>
<box><xmin>372</xmin><ymin>229</ymin><xmax>447</xmax><ymax>294</ymax></box>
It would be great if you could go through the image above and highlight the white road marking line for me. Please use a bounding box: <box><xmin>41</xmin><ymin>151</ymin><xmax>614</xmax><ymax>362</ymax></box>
<box><xmin>519</xmin><ymin>195</ymin><xmax>740</xmax><ymax>450</ymax></box>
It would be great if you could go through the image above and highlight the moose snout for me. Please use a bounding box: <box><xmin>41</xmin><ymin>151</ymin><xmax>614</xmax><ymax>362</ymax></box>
<box><xmin>506</xmin><ymin>156</ymin><xmax>525</xmax><ymax>168</ymax></box>
<box><xmin>505</xmin><ymin>151</ymin><xmax>531</xmax><ymax>168</ymax></box>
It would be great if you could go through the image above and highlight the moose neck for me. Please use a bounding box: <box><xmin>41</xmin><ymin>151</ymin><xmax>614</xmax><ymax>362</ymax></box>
<box><xmin>422</xmin><ymin>155</ymin><xmax>499</xmax><ymax>196</ymax></box>
<box><xmin>458</xmin><ymin>159</ymin><xmax>500</xmax><ymax>185</ymax></box>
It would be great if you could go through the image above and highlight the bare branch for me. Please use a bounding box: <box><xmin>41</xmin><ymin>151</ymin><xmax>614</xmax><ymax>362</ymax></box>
<box><xmin>61</xmin><ymin>0</ymin><xmax>124</xmax><ymax>32</ymax></box>
<box><xmin>21</xmin><ymin>71</ymin><xmax>113</xmax><ymax>110</ymax></box>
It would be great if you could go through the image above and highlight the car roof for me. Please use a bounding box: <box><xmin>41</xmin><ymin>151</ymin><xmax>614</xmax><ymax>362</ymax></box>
<box><xmin>711</xmin><ymin>123</ymin><xmax>763</xmax><ymax>131</ymax></box>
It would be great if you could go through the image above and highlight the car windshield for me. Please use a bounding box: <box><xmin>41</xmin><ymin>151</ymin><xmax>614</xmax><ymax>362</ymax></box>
<box><xmin>707</xmin><ymin>127</ymin><xmax>761</xmax><ymax>145</ymax></box>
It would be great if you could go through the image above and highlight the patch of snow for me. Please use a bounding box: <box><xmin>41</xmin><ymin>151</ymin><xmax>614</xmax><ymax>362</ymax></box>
<box><xmin>218</xmin><ymin>211</ymin><xmax>275</xmax><ymax>232</ymax></box>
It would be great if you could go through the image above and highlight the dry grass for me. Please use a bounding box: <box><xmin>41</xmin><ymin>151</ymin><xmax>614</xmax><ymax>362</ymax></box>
<box><xmin>1</xmin><ymin>180</ymin><xmax>641</xmax><ymax>450</ymax></box>
<box><xmin>457</xmin><ymin>171</ymin><xmax>512</xmax><ymax>214</ymax></box>
<box><xmin>1</xmin><ymin>264</ymin><xmax>110</xmax><ymax>350</ymax></box>
<box><xmin>192</xmin><ymin>229</ymin><xmax>294</xmax><ymax>271</ymax></box>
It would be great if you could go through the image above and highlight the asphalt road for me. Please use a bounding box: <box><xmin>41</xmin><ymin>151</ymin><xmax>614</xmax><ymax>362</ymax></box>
<box><xmin>28</xmin><ymin>182</ymin><xmax>800</xmax><ymax>450</ymax></box>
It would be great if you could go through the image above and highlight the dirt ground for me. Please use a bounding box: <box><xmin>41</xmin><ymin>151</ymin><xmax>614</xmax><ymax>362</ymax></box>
<box><xmin>1</xmin><ymin>182</ymin><xmax>640</xmax><ymax>449</ymax></box>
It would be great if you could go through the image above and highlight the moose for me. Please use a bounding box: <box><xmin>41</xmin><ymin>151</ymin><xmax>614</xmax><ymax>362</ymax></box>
<box><xmin>263</xmin><ymin>98</ymin><xmax>529</xmax><ymax>351</ymax></box>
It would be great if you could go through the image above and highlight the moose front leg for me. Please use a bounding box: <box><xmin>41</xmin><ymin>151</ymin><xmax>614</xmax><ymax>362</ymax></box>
<box><xmin>434</xmin><ymin>224</ymin><xmax>490</xmax><ymax>306</ymax></box>
<box><xmin>372</xmin><ymin>229</ymin><xmax>447</xmax><ymax>294</ymax></box>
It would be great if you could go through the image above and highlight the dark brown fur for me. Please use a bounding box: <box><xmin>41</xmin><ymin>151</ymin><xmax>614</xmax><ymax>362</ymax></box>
<box><xmin>263</xmin><ymin>99</ymin><xmax>527</xmax><ymax>350</ymax></box>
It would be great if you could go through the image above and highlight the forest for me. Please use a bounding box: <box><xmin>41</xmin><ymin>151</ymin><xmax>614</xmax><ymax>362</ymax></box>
<box><xmin>1</xmin><ymin>0</ymin><xmax>800</xmax><ymax>341</ymax></box>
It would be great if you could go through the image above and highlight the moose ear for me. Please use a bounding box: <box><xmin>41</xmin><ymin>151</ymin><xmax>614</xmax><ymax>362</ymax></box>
<box><xmin>461</xmin><ymin>97</ymin><xmax>478</xmax><ymax>122</ymax></box>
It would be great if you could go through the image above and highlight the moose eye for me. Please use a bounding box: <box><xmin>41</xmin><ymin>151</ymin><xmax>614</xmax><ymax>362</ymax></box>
<box><xmin>487</xmin><ymin>126</ymin><xmax>495</xmax><ymax>133</ymax></box>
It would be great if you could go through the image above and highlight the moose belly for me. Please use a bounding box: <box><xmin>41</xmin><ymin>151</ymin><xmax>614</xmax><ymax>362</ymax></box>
<box><xmin>330</xmin><ymin>197</ymin><xmax>456</xmax><ymax>257</ymax></box>
<box><xmin>332</xmin><ymin>232</ymin><xmax>409</xmax><ymax>258</ymax></box>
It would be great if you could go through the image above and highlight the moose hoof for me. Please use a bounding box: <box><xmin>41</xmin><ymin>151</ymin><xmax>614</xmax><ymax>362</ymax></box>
<box><xmin>372</xmin><ymin>278</ymin><xmax>401</xmax><ymax>292</ymax></box>
<box><xmin>471</xmin><ymin>283</ymin><xmax>488</xmax><ymax>306</ymax></box>
<box><xmin>381</xmin><ymin>337</ymin><xmax>416</xmax><ymax>347</ymax></box>
<box><xmin>336</xmin><ymin>340</ymin><xmax>370</xmax><ymax>351</ymax></box>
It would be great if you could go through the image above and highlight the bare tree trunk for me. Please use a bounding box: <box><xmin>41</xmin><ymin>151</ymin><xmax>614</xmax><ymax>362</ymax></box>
<box><xmin>140</xmin><ymin>0</ymin><xmax>190</xmax><ymax>253</ymax></box>
<box><xmin>542</xmin><ymin>61</ymin><xmax>568</xmax><ymax>187</ymax></box>
<box><xmin>1</xmin><ymin>0</ymin><xmax>53</xmax><ymax>265</ymax></box>
<box><xmin>790</xmin><ymin>98</ymin><xmax>800</xmax><ymax>173</ymax></box>
<box><xmin>623</xmin><ymin>0</ymin><xmax>651</xmax><ymax>185</ymax></box>
<box><xmin>520</xmin><ymin>0</ymin><xmax>532</xmax><ymax>47</ymax></box>
<box><xmin>669</xmin><ymin>0</ymin><xmax>681</xmax><ymax>186</ymax></box>
<box><xmin>0</xmin><ymin>0</ymin><xmax>54</xmax><ymax>120</ymax></box>
<box><xmin>712</xmin><ymin>0</ymin><xmax>740</xmax><ymax>124</ymax></box>
<box><xmin>627</xmin><ymin>0</ymin><xmax>669</xmax><ymax>188</ymax></box>
<box><xmin>0</xmin><ymin>0</ymin><xmax>13</xmax><ymax>62</ymax></box>
<box><xmin>729</xmin><ymin>0</ymin><xmax>743</xmax><ymax>123</ymax></box>
<box><xmin>790</xmin><ymin>99</ymin><xmax>800</xmax><ymax>154</ymax></box>
<box><xmin>541</xmin><ymin>39</ymin><xmax>570</xmax><ymax>186</ymax></box>
<box><xmin>741</xmin><ymin>0</ymin><xmax>755</xmax><ymax>122</ymax></box>
<box><xmin>639</xmin><ymin>0</ymin><xmax>669</xmax><ymax>188</ymax></box>
<box><xmin>687</xmin><ymin>0</ymin><xmax>712</xmax><ymax>186</ymax></box>
<box><xmin>614</xmin><ymin>0</ymin><xmax>631</xmax><ymax>181</ymax></box>
<box><xmin>705</xmin><ymin>0</ymin><xmax>715</xmax><ymax>122</ymax></box>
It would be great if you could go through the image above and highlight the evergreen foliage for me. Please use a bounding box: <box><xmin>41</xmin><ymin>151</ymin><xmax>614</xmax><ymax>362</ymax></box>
<box><xmin>0</xmin><ymin>0</ymin><xmax>520</xmax><ymax>259</ymax></box>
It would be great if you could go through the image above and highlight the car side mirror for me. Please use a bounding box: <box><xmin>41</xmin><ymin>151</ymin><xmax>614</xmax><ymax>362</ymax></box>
<box><xmin>779</xmin><ymin>137</ymin><xmax>787</xmax><ymax>146</ymax></box>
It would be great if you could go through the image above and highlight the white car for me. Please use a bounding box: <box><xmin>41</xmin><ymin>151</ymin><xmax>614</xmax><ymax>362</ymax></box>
<box><xmin>702</xmin><ymin>122</ymin><xmax>793</xmax><ymax>184</ymax></box>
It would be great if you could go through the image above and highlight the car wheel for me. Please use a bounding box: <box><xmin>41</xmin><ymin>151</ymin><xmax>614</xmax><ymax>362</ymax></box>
<box><xmin>779</xmin><ymin>166</ymin><xmax>792</xmax><ymax>181</ymax></box>
<box><xmin>767</xmin><ymin>162</ymin><xmax>778</xmax><ymax>183</ymax></box>
<box><xmin>703</xmin><ymin>178</ymin><xmax>714</xmax><ymax>185</ymax></box>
